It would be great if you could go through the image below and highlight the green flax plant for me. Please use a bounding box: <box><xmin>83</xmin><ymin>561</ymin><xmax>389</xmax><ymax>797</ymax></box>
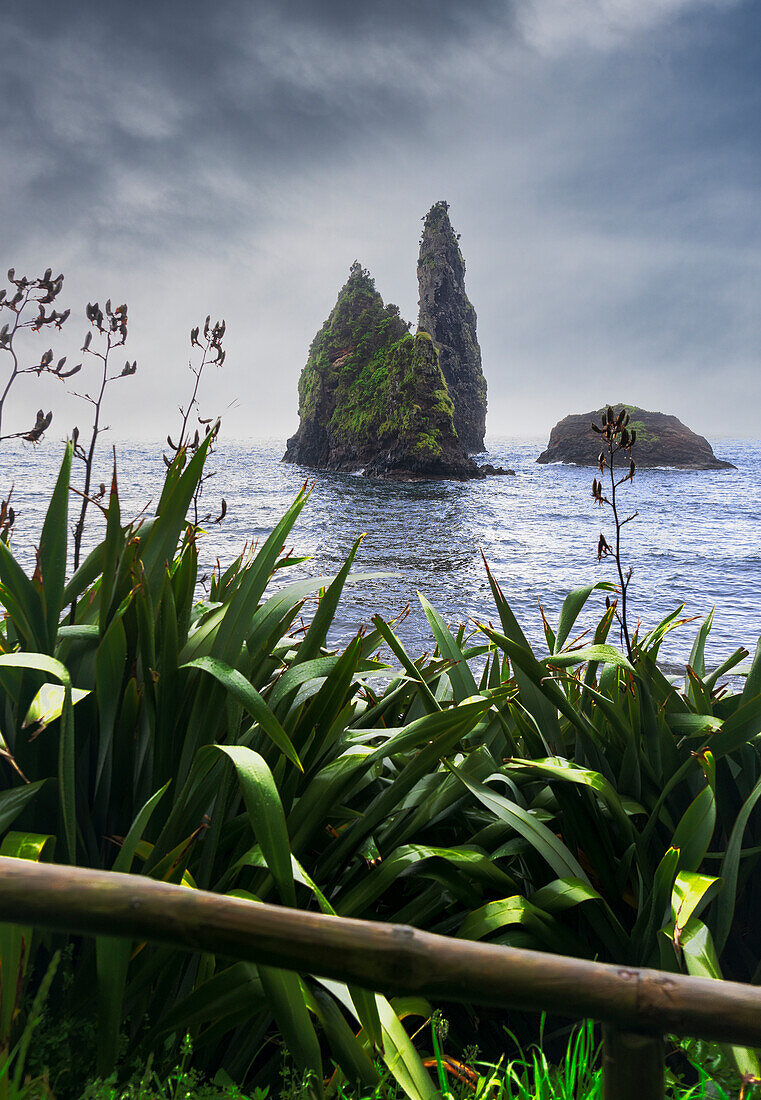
<box><xmin>0</xmin><ymin>441</ymin><xmax>456</xmax><ymax>1100</ymax></box>
<box><xmin>2</xmin><ymin>439</ymin><xmax>761</xmax><ymax>1095</ymax></box>
<box><xmin>436</xmin><ymin>573</ymin><xmax>761</xmax><ymax>1078</ymax></box>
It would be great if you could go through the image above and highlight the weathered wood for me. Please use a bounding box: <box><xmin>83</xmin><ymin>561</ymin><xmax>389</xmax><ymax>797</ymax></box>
<box><xmin>602</xmin><ymin>1026</ymin><xmax>664</xmax><ymax>1100</ymax></box>
<box><xmin>2</xmin><ymin>857</ymin><xmax>761</xmax><ymax>1049</ymax></box>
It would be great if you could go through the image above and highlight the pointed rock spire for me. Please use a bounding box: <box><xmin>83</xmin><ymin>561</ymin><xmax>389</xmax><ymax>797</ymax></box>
<box><xmin>417</xmin><ymin>201</ymin><xmax>487</xmax><ymax>453</ymax></box>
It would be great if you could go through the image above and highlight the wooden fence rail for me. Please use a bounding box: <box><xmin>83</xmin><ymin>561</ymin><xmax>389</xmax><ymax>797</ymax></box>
<box><xmin>1</xmin><ymin>857</ymin><xmax>759</xmax><ymax>1099</ymax></box>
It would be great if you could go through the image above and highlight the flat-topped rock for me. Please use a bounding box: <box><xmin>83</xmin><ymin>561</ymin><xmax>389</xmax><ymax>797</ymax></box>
<box><xmin>537</xmin><ymin>406</ymin><xmax>735</xmax><ymax>470</ymax></box>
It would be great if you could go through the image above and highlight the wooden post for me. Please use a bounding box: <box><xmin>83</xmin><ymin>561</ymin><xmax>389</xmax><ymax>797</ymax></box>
<box><xmin>602</xmin><ymin>1026</ymin><xmax>664</xmax><ymax>1100</ymax></box>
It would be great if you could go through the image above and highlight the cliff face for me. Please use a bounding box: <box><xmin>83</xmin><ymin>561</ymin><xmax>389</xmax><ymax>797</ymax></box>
<box><xmin>364</xmin><ymin>331</ymin><xmax>479</xmax><ymax>479</ymax></box>
<box><xmin>417</xmin><ymin>201</ymin><xmax>487</xmax><ymax>453</ymax></box>
<box><xmin>283</xmin><ymin>263</ymin><xmax>480</xmax><ymax>479</ymax></box>
<box><xmin>537</xmin><ymin>406</ymin><xmax>735</xmax><ymax>470</ymax></box>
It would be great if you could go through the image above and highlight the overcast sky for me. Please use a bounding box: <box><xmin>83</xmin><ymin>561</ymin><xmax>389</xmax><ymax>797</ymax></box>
<box><xmin>2</xmin><ymin>0</ymin><xmax>759</xmax><ymax>442</ymax></box>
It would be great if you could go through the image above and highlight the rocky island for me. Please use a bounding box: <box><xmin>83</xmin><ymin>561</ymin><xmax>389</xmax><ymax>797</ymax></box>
<box><xmin>283</xmin><ymin>203</ymin><xmax>508</xmax><ymax>480</ymax></box>
<box><xmin>537</xmin><ymin>406</ymin><xmax>735</xmax><ymax>470</ymax></box>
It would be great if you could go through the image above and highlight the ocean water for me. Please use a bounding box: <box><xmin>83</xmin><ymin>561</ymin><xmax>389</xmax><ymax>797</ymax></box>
<box><xmin>3</xmin><ymin>436</ymin><xmax>759</xmax><ymax>671</ymax></box>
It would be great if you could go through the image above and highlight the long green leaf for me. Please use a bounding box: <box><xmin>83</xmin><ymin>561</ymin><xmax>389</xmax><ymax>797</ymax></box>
<box><xmin>139</xmin><ymin>434</ymin><xmax>213</xmax><ymax>603</ymax></box>
<box><xmin>295</xmin><ymin>534</ymin><xmax>364</xmax><ymax>665</ymax></box>
<box><xmin>554</xmin><ymin>582</ymin><xmax>615</xmax><ymax>654</ymax></box>
<box><xmin>38</xmin><ymin>443</ymin><xmax>72</xmax><ymax>650</ymax></box>
<box><xmin>216</xmin><ymin>746</ymin><xmax>296</xmax><ymax>907</ymax></box>
<box><xmin>0</xmin><ymin>654</ymin><xmax>75</xmax><ymax>862</ymax></box>
<box><xmin>211</xmin><ymin>488</ymin><xmax>310</xmax><ymax>666</ymax></box>
<box><xmin>184</xmin><ymin>657</ymin><xmax>302</xmax><ymax>770</ymax></box>
<box><xmin>419</xmin><ymin>593</ymin><xmax>478</xmax><ymax>702</ymax></box>
<box><xmin>0</xmin><ymin>782</ymin><xmax>48</xmax><ymax>835</ymax></box>
<box><xmin>447</xmin><ymin>761</ymin><xmax>589</xmax><ymax>882</ymax></box>
<box><xmin>258</xmin><ymin>966</ymin><xmax>323</xmax><ymax>1091</ymax></box>
<box><xmin>714</xmin><ymin>773</ymin><xmax>761</xmax><ymax>953</ymax></box>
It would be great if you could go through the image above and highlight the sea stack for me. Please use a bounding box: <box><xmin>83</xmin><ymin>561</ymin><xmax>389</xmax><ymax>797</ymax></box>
<box><xmin>417</xmin><ymin>201</ymin><xmax>487</xmax><ymax>453</ymax></box>
<box><xmin>282</xmin><ymin>263</ymin><xmax>482</xmax><ymax>479</ymax></box>
<box><xmin>537</xmin><ymin>406</ymin><xmax>735</xmax><ymax>470</ymax></box>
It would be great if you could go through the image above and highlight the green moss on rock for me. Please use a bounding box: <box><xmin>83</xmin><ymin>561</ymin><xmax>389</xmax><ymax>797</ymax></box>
<box><xmin>283</xmin><ymin>263</ymin><xmax>480</xmax><ymax>479</ymax></box>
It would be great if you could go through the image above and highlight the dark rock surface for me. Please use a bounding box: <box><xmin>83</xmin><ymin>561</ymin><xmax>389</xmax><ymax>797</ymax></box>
<box><xmin>283</xmin><ymin>264</ymin><xmax>482</xmax><ymax>479</ymax></box>
<box><xmin>478</xmin><ymin>463</ymin><xmax>516</xmax><ymax>476</ymax></box>
<box><xmin>417</xmin><ymin>201</ymin><xmax>487</xmax><ymax>454</ymax></box>
<box><xmin>537</xmin><ymin>406</ymin><xmax>735</xmax><ymax>469</ymax></box>
<box><xmin>363</xmin><ymin>331</ymin><xmax>482</xmax><ymax>479</ymax></box>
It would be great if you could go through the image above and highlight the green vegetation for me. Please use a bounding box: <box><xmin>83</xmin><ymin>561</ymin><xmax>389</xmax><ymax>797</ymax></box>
<box><xmin>602</xmin><ymin>405</ymin><xmax>657</xmax><ymax>447</ymax></box>
<box><xmin>293</xmin><ymin>264</ymin><xmax>458</xmax><ymax>461</ymax></box>
<box><xmin>1</xmin><ymin>437</ymin><xmax>761</xmax><ymax>1097</ymax></box>
<box><xmin>378</xmin><ymin>332</ymin><xmax>454</xmax><ymax>461</ymax></box>
<box><xmin>297</xmin><ymin>262</ymin><xmax>408</xmax><ymax>436</ymax></box>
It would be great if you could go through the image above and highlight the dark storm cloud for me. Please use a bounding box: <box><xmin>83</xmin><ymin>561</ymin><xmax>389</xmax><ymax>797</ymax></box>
<box><xmin>514</xmin><ymin>2</ymin><xmax>761</xmax><ymax>386</ymax></box>
<box><xmin>1</xmin><ymin>0</ymin><xmax>759</xmax><ymax>439</ymax></box>
<box><xmin>0</xmin><ymin>0</ymin><xmax>511</xmax><ymax>256</ymax></box>
<box><xmin>275</xmin><ymin>0</ymin><xmax>509</xmax><ymax>37</ymax></box>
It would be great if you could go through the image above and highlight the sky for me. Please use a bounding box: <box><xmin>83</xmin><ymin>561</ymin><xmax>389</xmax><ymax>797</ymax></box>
<box><xmin>2</xmin><ymin>0</ymin><xmax>759</xmax><ymax>442</ymax></box>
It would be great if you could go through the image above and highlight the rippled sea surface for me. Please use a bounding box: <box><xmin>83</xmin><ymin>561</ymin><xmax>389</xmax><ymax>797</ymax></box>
<box><xmin>3</xmin><ymin>436</ymin><xmax>759</xmax><ymax>669</ymax></box>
